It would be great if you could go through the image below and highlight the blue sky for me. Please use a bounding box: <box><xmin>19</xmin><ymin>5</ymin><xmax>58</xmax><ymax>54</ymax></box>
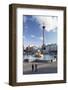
<box><xmin>23</xmin><ymin>15</ymin><xmax>57</xmax><ymax>48</ymax></box>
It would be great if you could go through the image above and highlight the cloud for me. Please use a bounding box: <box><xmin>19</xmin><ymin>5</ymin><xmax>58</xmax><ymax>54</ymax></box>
<box><xmin>39</xmin><ymin>37</ymin><xmax>43</xmax><ymax>41</ymax></box>
<box><xmin>32</xmin><ymin>16</ymin><xmax>58</xmax><ymax>32</ymax></box>
<box><xmin>39</xmin><ymin>36</ymin><xmax>46</xmax><ymax>41</ymax></box>
<box><xmin>31</xmin><ymin>35</ymin><xmax>35</xmax><ymax>38</ymax></box>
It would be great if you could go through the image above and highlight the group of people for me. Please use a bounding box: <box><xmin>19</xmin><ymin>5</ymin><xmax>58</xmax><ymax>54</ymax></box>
<box><xmin>32</xmin><ymin>64</ymin><xmax>38</xmax><ymax>72</ymax></box>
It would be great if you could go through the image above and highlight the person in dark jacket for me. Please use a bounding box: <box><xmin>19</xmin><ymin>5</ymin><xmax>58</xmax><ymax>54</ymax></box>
<box><xmin>35</xmin><ymin>64</ymin><xmax>37</xmax><ymax>72</ymax></box>
<box><xmin>32</xmin><ymin>64</ymin><xmax>34</xmax><ymax>72</ymax></box>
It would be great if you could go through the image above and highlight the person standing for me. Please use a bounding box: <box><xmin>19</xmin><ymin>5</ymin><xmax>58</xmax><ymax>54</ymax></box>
<box><xmin>32</xmin><ymin>64</ymin><xmax>34</xmax><ymax>72</ymax></box>
<box><xmin>35</xmin><ymin>64</ymin><xmax>37</xmax><ymax>72</ymax></box>
<box><xmin>32</xmin><ymin>63</ymin><xmax>38</xmax><ymax>72</ymax></box>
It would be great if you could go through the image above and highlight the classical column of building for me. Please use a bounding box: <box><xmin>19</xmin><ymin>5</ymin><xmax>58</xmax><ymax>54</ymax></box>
<box><xmin>42</xmin><ymin>25</ymin><xmax>46</xmax><ymax>50</ymax></box>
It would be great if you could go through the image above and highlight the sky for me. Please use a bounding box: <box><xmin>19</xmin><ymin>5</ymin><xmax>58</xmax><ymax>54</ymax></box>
<box><xmin>23</xmin><ymin>15</ymin><xmax>57</xmax><ymax>48</ymax></box>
